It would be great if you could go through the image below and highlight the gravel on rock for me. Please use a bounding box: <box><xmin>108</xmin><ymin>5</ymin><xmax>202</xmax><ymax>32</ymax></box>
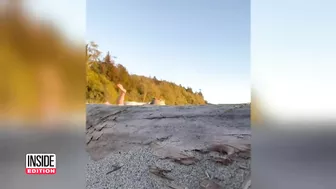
<box><xmin>86</xmin><ymin>104</ymin><xmax>251</xmax><ymax>189</ymax></box>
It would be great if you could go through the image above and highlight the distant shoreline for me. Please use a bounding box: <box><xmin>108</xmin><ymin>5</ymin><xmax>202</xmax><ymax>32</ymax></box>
<box><xmin>86</xmin><ymin>102</ymin><xmax>251</xmax><ymax>106</ymax></box>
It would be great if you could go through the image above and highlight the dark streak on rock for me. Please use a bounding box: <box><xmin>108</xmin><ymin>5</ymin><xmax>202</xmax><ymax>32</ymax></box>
<box><xmin>156</xmin><ymin>135</ymin><xmax>172</xmax><ymax>142</ymax></box>
<box><xmin>86</xmin><ymin>135</ymin><xmax>93</xmax><ymax>144</ymax></box>
<box><xmin>95</xmin><ymin>108</ymin><xmax>128</xmax><ymax>126</ymax></box>
<box><xmin>106</xmin><ymin>165</ymin><xmax>122</xmax><ymax>175</ymax></box>
<box><xmin>149</xmin><ymin>165</ymin><xmax>174</xmax><ymax>181</ymax></box>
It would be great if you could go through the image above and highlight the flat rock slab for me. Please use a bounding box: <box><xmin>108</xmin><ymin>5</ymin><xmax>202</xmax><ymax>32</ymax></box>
<box><xmin>86</xmin><ymin>104</ymin><xmax>251</xmax><ymax>189</ymax></box>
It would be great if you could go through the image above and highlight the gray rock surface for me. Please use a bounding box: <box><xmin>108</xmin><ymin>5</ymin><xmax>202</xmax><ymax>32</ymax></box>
<box><xmin>86</xmin><ymin>104</ymin><xmax>251</xmax><ymax>189</ymax></box>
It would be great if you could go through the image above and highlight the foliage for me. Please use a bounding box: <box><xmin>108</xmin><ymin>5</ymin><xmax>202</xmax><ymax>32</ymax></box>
<box><xmin>86</xmin><ymin>41</ymin><xmax>207</xmax><ymax>105</ymax></box>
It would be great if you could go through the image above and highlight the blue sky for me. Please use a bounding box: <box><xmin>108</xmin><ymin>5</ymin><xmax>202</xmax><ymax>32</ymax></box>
<box><xmin>25</xmin><ymin>0</ymin><xmax>250</xmax><ymax>104</ymax></box>
<box><xmin>87</xmin><ymin>0</ymin><xmax>250</xmax><ymax>104</ymax></box>
<box><xmin>23</xmin><ymin>0</ymin><xmax>336</xmax><ymax>121</ymax></box>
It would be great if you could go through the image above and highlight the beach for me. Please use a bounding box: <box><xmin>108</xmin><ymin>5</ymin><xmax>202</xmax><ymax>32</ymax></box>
<box><xmin>86</xmin><ymin>104</ymin><xmax>251</xmax><ymax>189</ymax></box>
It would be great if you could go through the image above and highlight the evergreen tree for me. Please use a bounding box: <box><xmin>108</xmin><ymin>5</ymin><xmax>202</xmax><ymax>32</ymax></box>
<box><xmin>104</xmin><ymin>51</ymin><xmax>112</xmax><ymax>64</ymax></box>
<box><xmin>86</xmin><ymin>42</ymin><xmax>207</xmax><ymax>105</ymax></box>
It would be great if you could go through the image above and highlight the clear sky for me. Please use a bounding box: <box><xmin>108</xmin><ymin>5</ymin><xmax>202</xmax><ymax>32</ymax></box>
<box><xmin>23</xmin><ymin>0</ymin><xmax>336</xmax><ymax>122</ymax></box>
<box><xmin>25</xmin><ymin>0</ymin><xmax>250</xmax><ymax>104</ymax></box>
<box><xmin>87</xmin><ymin>0</ymin><xmax>250</xmax><ymax>104</ymax></box>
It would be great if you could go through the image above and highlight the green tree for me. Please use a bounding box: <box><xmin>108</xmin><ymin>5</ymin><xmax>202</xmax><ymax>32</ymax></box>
<box><xmin>86</xmin><ymin>41</ymin><xmax>101</xmax><ymax>63</ymax></box>
<box><xmin>86</xmin><ymin>42</ymin><xmax>207</xmax><ymax>105</ymax></box>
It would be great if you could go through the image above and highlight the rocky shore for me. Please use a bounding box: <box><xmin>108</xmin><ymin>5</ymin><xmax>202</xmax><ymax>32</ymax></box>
<box><xmin>86</xmin><ymin>104</ymin><xmax>251</xmax><ymax>189</ymax></box>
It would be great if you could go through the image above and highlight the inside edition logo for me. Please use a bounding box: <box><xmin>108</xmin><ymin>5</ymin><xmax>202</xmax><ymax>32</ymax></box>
<box><xmin>26</xmin><ymin>154</ymin><xmax>56</xmax><ymax>175</ymax></box>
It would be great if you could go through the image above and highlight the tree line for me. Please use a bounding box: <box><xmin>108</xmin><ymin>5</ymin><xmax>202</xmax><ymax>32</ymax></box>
<box><xmin>86</xmin><ymin>42</ymin><xmax>207</xmax><ymax>105</ymax></box>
